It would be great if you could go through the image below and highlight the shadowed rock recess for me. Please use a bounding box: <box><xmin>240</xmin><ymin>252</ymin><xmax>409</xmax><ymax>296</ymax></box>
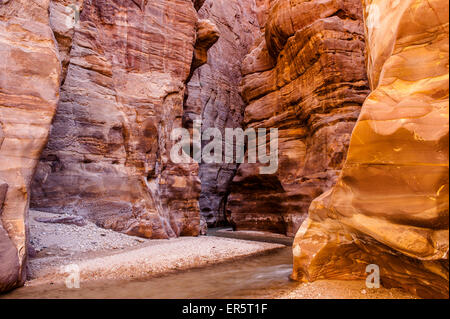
<box><xmin>0</xmin><ymin>0</ymin><xmax>448</xmax><ymax>298</ymax></box>
<box><xmin>184</xmin><ymin>0</ymin><xmax>261</xmax><ymax>227</ymax></box>
<box><xmin>292</xmin><ymin>0</ymin><xmax>449</xmax><ymax>299</ymax></box>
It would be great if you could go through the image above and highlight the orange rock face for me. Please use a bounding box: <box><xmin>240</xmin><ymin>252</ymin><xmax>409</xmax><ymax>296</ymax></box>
<box><xmin>292</xmin><ymin>0</ymin><xmax>449</xmax><ymax>298</ymax></box>
<box><xmin>30</xmin><ymin>0</ymin><xmax>215</xmax><ymax>239</ymax></box>
<box><xmin>227</xmin><ymin>0</ymin><xmax>370</xmax><ymax>236</ymax></box>
<box><xmin>0</xmin><ymin>0</ymin><xmax>62</xmax><ymax>292</ymax></box>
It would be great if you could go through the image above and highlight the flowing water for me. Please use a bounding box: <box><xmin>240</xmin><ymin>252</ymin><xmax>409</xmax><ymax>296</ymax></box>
<box><xmin>3</xmin><ymin>247</ymin><xmax>297</xmax><ymax>299</ymax></box>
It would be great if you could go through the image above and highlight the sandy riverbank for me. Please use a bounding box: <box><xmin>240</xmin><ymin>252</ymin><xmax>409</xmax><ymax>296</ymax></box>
<box><xmin>2</xmin><ymin>210</ymin><xmax>417</xmax><ymax>299</ymax></box>
<box><xmin>272</xmin><ymin>281</ymin><xmax>417</xmax><ymax>299</ymax></box>
<box><xmin>25</xmin><ymin>211</ymin><xmax>285</xmax><ymax>287</ymax></box>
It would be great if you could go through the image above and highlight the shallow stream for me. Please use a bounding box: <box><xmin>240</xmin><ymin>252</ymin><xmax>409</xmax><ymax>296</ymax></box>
<box><xmin>4</xmin><ymin>246</ymin><xmax>297</xmax><ymax>299</ymax></box>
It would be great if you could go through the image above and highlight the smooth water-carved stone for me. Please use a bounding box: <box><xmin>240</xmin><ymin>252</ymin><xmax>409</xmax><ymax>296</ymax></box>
<box><xmin>292</xmin><ymin>0</ymin><xmax>449</xmax><ymax>299</ymax></box>
<box><xmin>0</xmin><ymin>0</ymin><xmax>62</xmax><ymax>292</ymax></box>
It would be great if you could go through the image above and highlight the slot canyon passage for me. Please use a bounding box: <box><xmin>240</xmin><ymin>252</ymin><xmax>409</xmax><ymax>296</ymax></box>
<box><xmin>0</xmin><ymin>0</ymin><xmax>448</xmax><ymax>299</ymax></box>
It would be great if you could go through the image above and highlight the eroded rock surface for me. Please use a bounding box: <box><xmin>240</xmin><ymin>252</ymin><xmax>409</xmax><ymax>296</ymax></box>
<box><xmin>292</xmin><ymin>0</ymin><xmax>449</xmax><ymax>298</ymax></box>
<box><xmin>49</xmin><ymin>0</ymin><xmax>85</xmax><ymax>82</ymax></box>
<box><xmin>0</xmin><ymin>0</ymin><xmax>62</xmax><ymax>292</ymax></box>
<box><xmin>228</xmin><ymin>0</ymin><xmax>370</xmax><ymax>236</ymax></box>
<box><xmin>1</xmin><ymin>181</ymin><xmax>20</xmax><ymax>293</ymax></box>
<box><xmin>31</xmin><ymin>0</ymin><xmax>215</xmax><ymax>239</ymax></box>
<box><xmin>34</xmin><ymin>215</ymin><xmax>87</xmax><ymax>227</ymax></box>
<box><xmin>185</xmin><ymin>0</ymin><xmax>261</xmax><ymax>226</ymax></box>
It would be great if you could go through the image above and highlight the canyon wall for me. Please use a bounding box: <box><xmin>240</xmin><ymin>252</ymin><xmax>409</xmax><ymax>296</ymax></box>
<box><xmin>30</xmin><ymin>0</ymin><xmax>218</xmax><ymax>239</ymax></box>
<box><xmin>0</xmin><ymin>0</ymin><xmax>62</xmax><ymax>292</ymax></box>
<box><xmin>49</xmin><ymin>0</ymin><xmax>85</xmax><ymax>83</ymax></box>
<box><xmin>184</xmin><ymin>0</ymin><xmax>261</xmax><ymax>227</ymax></box>
<box><xmin>292</xmin><ymin>0</ymin><xmax>449</xmax><ymax>298</ymax></box>
<box><xmin>1</xmin><ymin>0</ymin><xmax>217</xmax><ymax>292</ymax></box>
<box><xmin>227</xmin><ymin>0</ymin><xmax>370</xmax><ymax>236</ymax></box>
<box><xmin>2</xmin><ymin>0</ymin><xmax>447</xmax><ymax>298</ymax></box>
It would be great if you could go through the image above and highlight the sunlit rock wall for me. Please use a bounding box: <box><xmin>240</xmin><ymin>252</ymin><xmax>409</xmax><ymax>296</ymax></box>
<box><xmin>227</xmin><ymin>0</ymin><xmax>370</xmax><ymax>236</ymax></box>
<box><xmin>0</xmin><ymin>0</ymin><xmax>61</xmax><ymax>292</ymax></box>
<box><xmin>31</xmin><ymin>0</ymin><xmax>215</xmax><ymax>239</ymax></box>
<box><xmin>292</xmin><ymin>0</ymin><xmax>449</xmax><ymax>299</ymax></box>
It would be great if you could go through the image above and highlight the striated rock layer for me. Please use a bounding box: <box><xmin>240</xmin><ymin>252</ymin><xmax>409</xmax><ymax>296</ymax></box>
<box><xmin>31</xmin><ymin>0</ymin><xmax>217</xmax><ymax>239</ymax></box>
<box><xmin>0</xmin><ymin>0</ymin><xmax>62</xmax><ymax>292</ymax></box>
<box><xmin>228</xmin><ymin>0</ymin><xmax>370</xmax><ymax>236</ymax></box>
<box><xmin>185</xmin><ymin>0</ymin><xmax>261</xmax><ymax>227</ymax></box>
<box><xmin>292</xmin><ymin>0</ymin><xmax>449</xmax><ymax>298</ymax></box>
<box><xmin>49</xmin><ymin>0</ymin><xmax>85</xmax><ymax>83</ymax></box>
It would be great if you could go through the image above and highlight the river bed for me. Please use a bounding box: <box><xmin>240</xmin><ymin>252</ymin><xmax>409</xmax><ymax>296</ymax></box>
<box><xmin>3</xmin><ymin>247</ymin><xmax>296</xmax><ymax>299</ymax></box>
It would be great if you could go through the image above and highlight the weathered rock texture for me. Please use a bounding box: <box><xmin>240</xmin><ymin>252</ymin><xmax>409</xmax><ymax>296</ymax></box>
<box><xmin>292</xmin><ymin>0</ymin><xmax>449</xmax><ymax>299</ymax></box>
<box><xmin>0</xmin><ymin>0</ymin><xmax>62</xmax><ymax>292</ymax></box>
<box><xmin>185</xmin><ymin>0</ymin><xmax>261</xmax><ymax>226</ymax></box>
<box><xmin>31</xmin><ymin>0</ymin><xmax>217</xmax><ymax>239</ymax></box>
<box><xmin>228</xmin><ymin>0</ymin><xmax>370</xmax><ymax>236</ymax></box>
<box><xmin>49</xmin><ymin>0</ymin><xmax>85</xmax><ymax>83</ymax></box>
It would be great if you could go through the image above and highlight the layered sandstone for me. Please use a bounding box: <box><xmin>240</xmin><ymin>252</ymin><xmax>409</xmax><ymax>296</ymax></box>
<box><xmin>228</xmin><ymin>0</ymin><xmax>370</xmax><ymax>236</ymax></box>
<box><xmin>30</xmin><ymin>0</ymin><xmax>216</xmax><ymax>239</ymax></box>
<box><xmin>0</xmin><ymin>0</ymin><xmax>62</xmax><ymax>292</ymax></box>
<box><xmin>185</xmin><ymin>0</ymin><xmax>261</xmax><ymax>226</ymax></box>
<box><xmin>292</xmin><ymin>0</ymin><xmax>449</xmax><ymax>298</ymax></box>
<box><xmin>49</xmin><ymin>0</ymin><xmax>84</xmax><ymax>82</ymax></box>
